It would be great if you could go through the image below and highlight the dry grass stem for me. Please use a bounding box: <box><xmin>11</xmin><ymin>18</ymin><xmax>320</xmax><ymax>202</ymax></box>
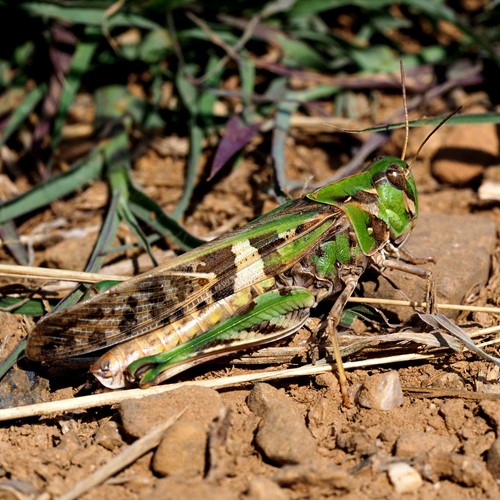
<box><xmin>403</xmin><ymin>387</ymin><xmax>500</xmax><ymax>400</ymax></box>
<box><xmin>0</xmin><ymin>264</ymin><xmax>125</xmax><ymax>283</ymax></box>
<box><xmin>0</xmin><ymin>353</ymin><xmax>439</xmax><ymax>422</ymax></box>
<box><xmin>59</xmin><ymin>409</ymin><xmax>185</xmax><ymax>500</ymax></box>
<box><xmin>2</xmin><ymin>264</ymin><xmax>500</xmax><ymax>314</ymax></box>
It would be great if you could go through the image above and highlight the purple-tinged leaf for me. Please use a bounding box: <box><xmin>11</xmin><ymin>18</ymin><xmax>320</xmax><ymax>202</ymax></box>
<box><xmin>210</xmin><ymin>114</ymin><xmax>260</xmax><ymax>179</ymax></box>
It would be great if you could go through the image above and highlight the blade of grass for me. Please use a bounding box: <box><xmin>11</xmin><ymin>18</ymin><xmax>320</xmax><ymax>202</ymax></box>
<box><xmin>273</xmin><ymin>84</ymin><xmax>340</xmax><ymax>190</ymax></box>
<box><xmin>51</xmin><ymin>27</ymin><xmax>99</xmax><ymax>153</ymax></box>
<box><xmin>0</xmin><ymin>339</ymin><xmax>26</xmax><ymax>383</ymax></box>
<box><xmin>0</xmin><ymin>296</ymin><xmax>56</xmax><ymax>315</ymax></box>
<box><xmin>20</xmin><ymin>3</ymin><xmax>161</xmax><ymax>30</ymax></box>
<box><xmin>0</xmin><ymin>150</ymin><xmax>104</xmax><ymax>224</ymax></box>
<box><xmin>128</xmin><ymin>182</ymin><xmax>205</xmax><ymax>250</ymax></box>
<box><xmin>105</xmin><ymin>128</ymin><xmax>159</xmax><ymax>267</ymax></box>
<box><xmin>53</xmin><ymin>190</ymin><xmax>120</xmax><ymax>312</ymax></box>
<box><xmin>0</xmin><ymin>84</ymin><xmax>47</xmax><ymax>147</ymax></box>
<box><xmin>0</xmin><ymin>222</ymin><xmax>28</xmax><ymax>265</ymax></box>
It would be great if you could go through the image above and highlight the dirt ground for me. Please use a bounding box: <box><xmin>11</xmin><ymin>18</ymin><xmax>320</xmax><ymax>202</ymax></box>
<box><xmin>0</xmin><ymin>88</ymin><xmax>500</xmax><ymax>499</ymax></box>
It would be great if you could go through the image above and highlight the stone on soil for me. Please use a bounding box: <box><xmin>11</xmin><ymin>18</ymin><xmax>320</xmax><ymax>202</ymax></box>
<box><xmin>152</xmin><ymin>421</ymin><xmax>207</xmax><ymax>477</ymax></box>
<box><xmin>363</xmin><ymin>213</ymin><xmax>496</xmax><ymax>321</ymax></box>
<box><xmin>247</xmin><ymin>383</ymin><xmax>316</xmax><ymax>465</ymax></box>
<box><xmin>119</xmin><ymin>386</ymin><xmax>225</xmax><ymax>438</ymax></box>
<box><xmin>356</xmin><ymin>371</ymin><xmax>404</xmax><ymax>410</ymax></box>
<box><xmin>439</xmin><ymin>399</ymin><xmax>466</xmax><ymax>432</ymax></box>
<box><xmin>425</xmin><ymin>452</ymin><xmax>494</xmax><ymax>489</ymax></box>
<box><xmin>431</xmin><ymin>114</ymin><xmax>498</xmax><ymax>185</ymax></box>
<box><xmin>387</xmin><ymin>462</ymin><xmax>423</xmax><ymax>494</ymax></box>
<box><xmin>93</xmin><ymin>420</ymin><xmax>123</xmax><ymax>451</ymax></box>
<box><xmin>486</xmin><ymin>437</ymin><xmax>500</xmax><ymax>479</ymax></box>
<box><xmin>273</xmin><ymin>461</ymin><xmax>352</xmax><ymax>491</ymax></box>
<box><xmin>480</xmin><ymin>400</ymin><xmax>500</xmax><ymax>433</ymax></box>
<box><xmin>246</xmin><ymin>477</ymin><xmax>289</xmax><ymax>500</ymax></box>
<box><xmin>395</xmin><ymin>431</ymin><xmax>455</xmax><ymax>458</ymax></box>
<box><xmin>149</xmin><ymin>477</ymin><xmax>237</xmax><ymax>500</ymax></box>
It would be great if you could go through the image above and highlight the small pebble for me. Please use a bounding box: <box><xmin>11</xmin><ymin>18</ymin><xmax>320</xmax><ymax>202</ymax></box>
<box><xmin>152</xmin><ymin>421</ymin><xmax>207</xmax><ymax>478</ymax></box>
<box><xmin>387</xmin><ymin>462</ymin><xmax>423</xmax><ymax>493</ymax></box>
<box><xmin>431</xmin><ymin>113</ymin><xmax>497</xmax><ymax>186</ymax></box>
<box><xmin>426</xmin><ymin>452</ymin><xmax>493</xmax><ymax>489</ymax></box>
<box><xmin>356</xmin><ymin>371</ymin><xmax>404</xmax><ymax>410</ymax></box>
<box><xmin>94</xmin><ymin>420</ymin><xmax>123</xmax><ymax>451</ymax></box>
<box><xmin>439</xmin><ymin>399</ymin><xmax>466</xmax><ymax>432</ymax></box>
<box><xmin>119</xmin><ymin>386</ymin><xmax>224</xmax><ymax>438</ymax></box>
<box><xmin>395</xmin><ymin>431</ymin><xmax>454</xmax><ymax>458</ymax></box>
<box><xmin>487</xmin><ymin>437</ymin><xmax>500</xmax><ymax>480</ymax></box>
<box><xmin>248</xmin><ymin>384</ymin><xmax>316</xmax><ymax>465</ymax></box>
<box><xmin>273</xmin><ymin>461</ymin><xmax>352</xmax><ymax>491</ymax></box>
<box><xmin>246</xmin><ymin>477</ymin><xmax>288</xmax><ymax>500</ymax></box>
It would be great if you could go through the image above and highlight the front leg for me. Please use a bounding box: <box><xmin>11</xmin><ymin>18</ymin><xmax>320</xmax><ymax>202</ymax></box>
<box><xmin>378</xmin><ymin>257</ymin><xmax>437</xmax><ymax>314</ymax></box>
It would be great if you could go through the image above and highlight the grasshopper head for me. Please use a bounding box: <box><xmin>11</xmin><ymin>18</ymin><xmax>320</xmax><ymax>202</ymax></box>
<box><xmin>90</xmin><ymin>353</ymin><xmax>126</xmax><ymax>389</ymax></box>
<box><xmin>307</xmin><ymin>155</ymin><xmax>418</xmax><ymax>255</ymax></box>
<box><xmin>366</xmin><ymin>156</ymin><xmax>418</xmax><ymax>248</ymax></box>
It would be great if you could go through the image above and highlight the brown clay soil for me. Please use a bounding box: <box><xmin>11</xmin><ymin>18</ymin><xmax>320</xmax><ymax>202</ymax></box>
<box><xmin>0</xmin><ymin>90</ymin><xmax>500</xmax><ymax>499</ymax></box>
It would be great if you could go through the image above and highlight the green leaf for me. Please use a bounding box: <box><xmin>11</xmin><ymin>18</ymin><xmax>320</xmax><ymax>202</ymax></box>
<box><xmin>128</xmin><ymin>182</ymin><xmax>205</xmax><ymax>250</ymax></box>
<box><xmin>0</xmin><ymin>84</ymin><xmax>46</xmax><ymax>147</ymax></box>
<box><xmin>20</xmin><ymin>3</ymin><xmax>161</xmax><ymax>30</ymax></box>
<box><xmin>0</xmin><ymin>151</ymin><xmax>104</xmax><ymax>224</ymax></box>
<box><xmin>52</xmin><ymin>28</ymin><xmax>99</xmax><ymax>151</ymax></box>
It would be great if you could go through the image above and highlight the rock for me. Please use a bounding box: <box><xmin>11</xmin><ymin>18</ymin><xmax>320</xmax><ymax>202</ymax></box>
<box><xmin>119</xmin><ymin>386</ymin><xmax>225</xmax><ymax>438</ymax></box>
<box><xmin>425</xmin><ymin>452</ymin><xmax>494</xmax><ymax>489</ymax></box>
<box><xmin>387</xmin><ymin>462</ymin><xmax>423</xmax><ymax>494</ymax></box>
<box><xmin>247</xmin><ymin>383</ymin><xmax>316</xmax><ymax>465</ymax></box>
<box><xmin>395</xmin><ymin>431</ymin><xmax>454</xmax><ymax>458</ymax></box>
<box><xmin>336</xmin><ymin>429</ymin><xmax>377</xmax><ymax>456</ymax></box>
<box><xmin>431</xmin><ymin>116</ymin><xmax>498</xmax><ymax>185</ymax></box>
<box><xmin>478</xmin><ymin>165</ymin><xmax>500</xmax><ymax>201</ymax></box>
<box><xmin>273</xmin><ymin>461</ymin><xmax>352</xmax><ymax>492</ymax></box>
<box><xmin>486</xmin><ymin>437</ymin><xmax>500</xmax><ymax>479</ymax></box>
<box><xmin>480</xmin><ymin>400</ymin><xmax>500</xmax><ymax>433</ymax></box>
<box><xmin>439</xmin><ymin>399</ymin><xmax>466</xmax><ymax>432</ymax></box>
<box><xmin>356</xmin><ymin>371</ymin><xmax>404</xmax><ymax>410</ymax></box>
<box><xmin>246</xmin><ymin>383</ymin><xmax>282</xmax><ymax>417</ymax></box>
<box><xmin>148</xmin><ymin>477</ymin><xmax>236</xmax><ymax>500</ymax></box>
<box><xmin>93</xmin><ymin>420</ymin><xmax>123</xmax><ymax>451</ymax></box>
<box><xmin>246</xmin><ymin>477</ymin><xmax>288</xmax><ymax>500</ymax></box>
<box><xmin>152</xmin><ymin>421</ymin><xmax>207</xmax><ymax>478</ymax></box>
<box><xmin>363</xmin><ymin>213</ymin><xmax>496</xmax><ymax>321</ymax></box>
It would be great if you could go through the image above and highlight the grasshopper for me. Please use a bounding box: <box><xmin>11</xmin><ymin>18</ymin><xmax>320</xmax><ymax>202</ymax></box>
<box><xmin>26</xmin><ymin>152</ymin><xmax>428</xmax><ymax>395</ymax></box>
<box><xmin>27</xmin><ymin>66</ymin><xmax>452</xmax><ymax>397</ymax></box>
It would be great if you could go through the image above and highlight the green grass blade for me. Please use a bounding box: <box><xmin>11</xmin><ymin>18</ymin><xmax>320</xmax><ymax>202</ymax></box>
<box><xmin>51</xmin><ymin>28</ymin><xmax>98</xmax><ymax>152</ymax></box>
<box><xmin>0</xmin><ymin>296</ymin><xmax>55</xmax><ymax>316</ymax></box>
<box><xmin>0</xmin><ymin>84</ymin><xmax>47</xmax><ymax>147</ymax></box>
<box><xmin>172</xmin><ymin>120</ymin><xmax>203</xmax><ymax>219</ymax></box>
<box><xmin>0</xmin><ymin>151</ymin><xmax>104</xmax><ymax>224</ymax></box>
<box><xmin>20</xmin><ymin>2</ymin><xmax>161</xmax><ymax>30</ymax></box>
<box><xmin>53</xmin><ymin>191</ymin><xmax>121</xmax><ymax>311</ymax></box>
<box><xmin>128</xmin><ymin>182</ymin><xmax>205</xmax><ymax>251</ymax></box>
<box><xmin>0</xmin><ymin>222</ymin><xmax>28</xmax><ymax>265</ymax></box>
<box><xmin>0</xmin><ymin>339</ymin><xmax>26</xmax><ymax>382</ymax></box>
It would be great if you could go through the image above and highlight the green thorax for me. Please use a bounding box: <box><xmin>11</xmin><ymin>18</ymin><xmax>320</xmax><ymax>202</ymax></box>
<box><xmin>306</xmin><ymin>156</ymin><xmax>418</xmax><ymax>256</ymax></box>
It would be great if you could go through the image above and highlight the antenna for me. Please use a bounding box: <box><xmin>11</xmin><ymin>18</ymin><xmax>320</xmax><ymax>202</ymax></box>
<box><xmin>400</xmin><ymin>61</ymin><xmax>409</xmax><ymax>162</ymax></box>
<box><xmin>408</xmin><ymin>108</ymin><xmax>461</xmax><ymax>170</ymax></box>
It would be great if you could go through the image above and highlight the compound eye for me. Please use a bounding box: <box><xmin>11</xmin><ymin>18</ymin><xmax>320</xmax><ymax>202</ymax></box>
<box><xmin>386</xmin><ymin>164</ymin><xmax>406</xmax><ymax>190</ymax></box>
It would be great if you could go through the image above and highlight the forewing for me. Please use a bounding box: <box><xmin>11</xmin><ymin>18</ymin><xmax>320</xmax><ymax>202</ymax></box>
<box><xmin>27</xmin><ymin>199</ymin><xmax>344</xmax><ymax>361</ymax></box>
